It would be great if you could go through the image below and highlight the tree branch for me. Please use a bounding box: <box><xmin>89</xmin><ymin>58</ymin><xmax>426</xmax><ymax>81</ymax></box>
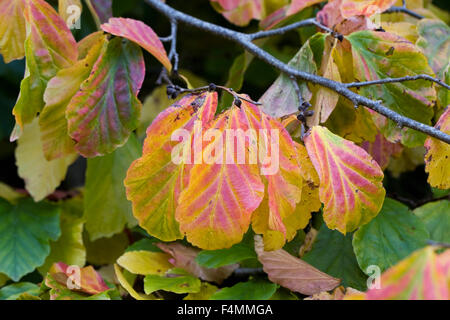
<box><xmin>346</xmin><ymin>75</ymin><xmax>450</xmax><ymax>90</ymax></box>
<box><xmin>144</xmin><ymin>0</ymin><xmax>450</xmax><ymax>144</ymax></box>
<box><xmin>249</xmin><ymin>18</ymin><xmax>342</xmax><ymax>41</ymax></box>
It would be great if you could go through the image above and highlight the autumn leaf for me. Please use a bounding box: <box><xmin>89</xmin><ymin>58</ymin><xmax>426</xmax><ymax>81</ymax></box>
<box><xmin>58</xmin><ymin>0</ymin><xmax>82</xmax><ymax>27</ymax></box>
<box><xmin>416</xmin><ymin>19</ymin><xmax>450</xmax><ymax>77</ymax></box>
<box><xmin>355</xmin><ymin>247</ymin><xmax>449</xmax><ymax>300</ymax></box>
<box><xmin>39</xmin><ymin>32</ymin><xmax>107</xmax><ymax>160</ymax></box>
<box><xmin>347</xmin><ymin>30</ymin><xmax>436</xmax><ymax>147</ymax></box>
<box><xmin>238</xmin><ymin>100</ymin><xmax>304</xmax><ymax>246</ymax></box>
<box><xmin>361</xmin><ymin>133</ymin><xmax>403</xmax><ymax>170</ymax></box>
<box><xmin>0</xmin><ymin>0</ymin><xmax>26</xmax><ymax>63</ymax></box>
<box><xmin>16</xmin><ymin>119</ymin><xmax>77</xmax><ymax>202</ymax></box>
<box><xmin>47</xmin><ymin>262</ymin><xmax>110</xmax><ymax>296</ymax></box>
<box><xmin>304</xmin><ymin>126</ymin><xmax>385</xmax><ymax>234</ymax></box>
<box><xmin>340</xmin><ymin>0</ymin><xmax>397</xmax><ymax>18</ymax></box>
<box><xmin>157</xmin><ymin>242</ymin><xmax>237</xmax><ymax>284</ymax></box>
<box><xmin>175</xmin><ymin>103</ymin><xmax>264</xmax><ymax>249</ymax></box>
<box><xmin>255</xmin><ymin>235</ymin><xmax>341</xmax><ymax>295</ymax></box>
<box><xmin>125</xmin><ymin>92</ymin><xmax>218</xmax><ymax>242</ymax></box>
<box><xmin>12</xmin><ymin>0</ymin><xmax>78</xmax><ymax>131</ymax></box>
<box><xmin>116</xmin><ymin>251</ymin><xmax>173</xmax><ymax>276</ymax></box>
<box><xmin>210</xmin><ymin>0</ymin><xmax>264</xmax><ymax>27</ymax></box>
<box><xmin>101</xmin><ymin>18</ymin><xmax>172</xmax><ymax>71</ymax></box>
<box><xmin>424</xmin><ymin>107</ymin><xmax>450</xmax><ymax>190</ymax></box>
<box><xmin>66</xmin><ymin>37</ymin><xmax>145</xmax><ymax>157</ymax></box>
<box><xmin>260</xmin><ymin>34</ymin><xmax>317</xmax><ymax>119</ymax></box>
<box><xmin>85</xmin><ymin>0</ymin><xmax>112</xmax><ymax>25</ymax></box>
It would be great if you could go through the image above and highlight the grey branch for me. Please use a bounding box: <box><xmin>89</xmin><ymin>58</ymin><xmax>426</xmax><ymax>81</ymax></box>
<box><xmin>346</xmin><ymin>75</ymin><xmax>450</xmax><ymax>90</ymax></box>
<box><xmin>145</xmin><ymin>0</ymin><xmax>450</xmax><ymax>144</ymax></box>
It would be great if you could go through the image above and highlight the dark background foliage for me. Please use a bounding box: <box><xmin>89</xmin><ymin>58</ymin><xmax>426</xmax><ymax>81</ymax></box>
<box><xmin>0</xmin><ymin>0</ymin><xmax>449</xmax><ymax>207</ymax></box>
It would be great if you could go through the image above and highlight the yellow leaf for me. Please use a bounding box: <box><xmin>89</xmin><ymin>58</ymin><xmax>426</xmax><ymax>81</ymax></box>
<box><xmin>117</xmin><ymin>251</ymin><xmax>173</xmax><ymax>276</ymax></box>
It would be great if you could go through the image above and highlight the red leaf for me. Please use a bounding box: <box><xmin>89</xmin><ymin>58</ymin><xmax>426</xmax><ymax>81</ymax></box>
<box><xmin>101</xmin><ymin>17</ymin><xmax>172</xmax><ymax>71</ymax></box>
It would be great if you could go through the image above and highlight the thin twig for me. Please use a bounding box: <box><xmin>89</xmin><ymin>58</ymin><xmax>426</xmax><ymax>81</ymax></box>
<box><xmin>144</xmin><ymin>0</ymin><xmax>450</xmax><ymax>144</ymax></box>
<box><xmin>427</xmin><ymin>240</ymin><xmax>450</xmax><ymax>248</ymax></box>
<box><xmin>249</xmin><ymin>18</ymin><xmax>342</xmax><ymax>41</ymax></box>
<box><xmin>346</xmin><ymin>75</ymin><xmax>450</xmax><ymax>90</ymax></box>
<box><xmin>168</xmin><ymin>20</ymin><xmax>179</xmax><ymax>74</ymax></box>
<box><xmin>165</xmin><ymin>83</ymin><xmax>262</xmax><ymax>106</ymax></box>
<box><xmin>290</xmin><ymin>75</ymin><xmax>313</xmax><ymax>138</ymax></box>
<box><xmin>384</xmin><ymin>1</ymin><xmax>425</xmax><ymax>20</ymax></box>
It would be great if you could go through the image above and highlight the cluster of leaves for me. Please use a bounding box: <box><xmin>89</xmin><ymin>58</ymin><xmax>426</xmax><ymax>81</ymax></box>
<box><xmin>0</xmin><ymin>0</ymin><xmax>449</xmax><ymax>300</ymax></box>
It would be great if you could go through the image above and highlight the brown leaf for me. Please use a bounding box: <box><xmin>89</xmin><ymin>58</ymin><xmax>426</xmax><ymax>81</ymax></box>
<box><xmin>255</xmin><ymin>235</ymin><xmax>340</xmax><ymax>295</ymax></box>
<box><xmin>298</xmin><ymin>227</ymin><xmax>318</xmax><ymax>258</ymax></box>
<box><xmin>156</xmin><ymin>242</ymin><xmax>238</xmax><ymax>284</ymax></box>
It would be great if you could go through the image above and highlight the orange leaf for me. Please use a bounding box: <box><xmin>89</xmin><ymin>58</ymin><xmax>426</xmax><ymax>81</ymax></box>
<box><xmin>101</xmin><ymin>17</ymin><xmax>172</xmax><ymax>71</ymax></box>
<box><xmin>125</xmin><ymin>92</ymin><xmax>218</xmax><ymax>241</ymax></box>
<box><xmin>175</xmin><ymin>104</ymin><xmax>264</xmax><ymax>249</ymax></box>
<box><xmin>304</xmin><ymin>126</ymin><xmax>385</xmax><ymax>234</ymax></box>
<box><xmin>47</xmin><ymin>262</ymin><xmax>109</xmax><ymax>295</ymax></box>
<box><xmin>255</xmin><ymin>235</ymin><xmax>341</xmax><ymax>295</ymax></box>
<box><xmin>358</xmin><ymin>247</ymin><xmax>449</xmax><ymax>300</ymax></box>
<box><xmin>340</xmin><ymin>0</ymin><xmax>397</xmax><ymax>18</ymax></box>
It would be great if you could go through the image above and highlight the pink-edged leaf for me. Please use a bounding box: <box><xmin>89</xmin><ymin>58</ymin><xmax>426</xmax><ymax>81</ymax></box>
<box><xmin>39</xmin><ymin>32</ymin><xmax>108</xmax><ymax>160</ymax></box>
<box><xmin>210</xmin><ymin>0</ymin><xmax>240</xmax><ymax>11</ymax></box>
<box><xmin>86</xmin><ymin>0</ymin><xmax>112</xmax><ymax>24</ymax></box>
<box><xmin>347</xmin><ymin>30</ymin><xmax>436</xmax><ymax>147</ymax></box>
<box><xmin>240</xmin><ymin>100</ymin><xmax>303</xmax><ymax>240</ymax></box>
<box><xmin>361</xmin><ymin>247</ymin><xmax>449</xmax><ymax>300</ymax></box>
<box><xmin>0</xmin><ymin>0</ymin><xmax>26</xmax><ymax>63</ymax></box>
<box><xmin>424</xmin><ymin>107</ymin><xmax>450</xmax><ymax>190</ymax></box>
<box><xmin>125</xmin><ymin>92</ymin><xmax>218</xmax><ymax>242</ymax></box>
<box><xmin>361</xmin><ymin>133</ymin><xmax>403</xmax><ymax>170</ymax></box>
<box><xmin>66</xmin><ymin>37</ymin><xmax>145</xmax><ymax>157</ymax></box>
<box><xmin>317</xmin><ymin>0</ymin><xmax>344</xmax><ymax>28</ymax></box>
<box><xmin>287</xmin><ymin>0</ymin><xmax>325</xmax><ymax>16</ymax></box>
<box><xmin>210</xmin><ymin>0</ymin><xmax>263</xmax><ymax>27</ymax></box>
<box><xmin>175</xmin><ymin>105</ymin><xmax>264</xmax><ymax>250</ymax></box>
<box><xmin>340</xmin><ymin>0</ymin><xmax>397</xmax><ymax>19</ymax></box>
<box><xmin>156</xmin><ymin>242</ymin><xmax>237</xmax><ymax>284</ymax></box>
<box><xmin>48</xmin><ymin>262</ymin><xmax>109</xmax><ymax>295</ymax></box>
<box><xmin>101</xmin><ymin>17</ymin><xmax>172</xmax><ymax>71</ymax></box>
<box><xmin>12</xmin><ymin>0</ymin><xmax>78</xmax><ymax>130</ymax></box>
<box><xmin>255</xmin><ymin>235</ymin><xmax>341</xmax><ymax>295</ymax></box>
<box><xmin>304</xmin><ymin>126</ymin><xmax>385</xmax><ymax>234</ymax></box>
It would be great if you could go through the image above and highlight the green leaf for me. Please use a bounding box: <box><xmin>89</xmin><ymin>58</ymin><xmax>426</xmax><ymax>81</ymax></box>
<box><xmin>414</xmin><ymin>200</ymin><xmax>450</xmax><ymax>243</ymax></box>
<box><xmin>15</xmin><ymin>119</ymin><xmax>77</xmax><ymax>202</ymax></box>
<box><xmin>416</xmin><ymin>19</ymin><xmax>450</xmax><ymax>77</ymax></box>
<box><xmin>0</xmin><ymin>198</ymin><xmax>60</xmax><ymax>281</ymax></box>
<box><xmin>144</xmin><ymin>269</ymin><xmax>201</xmax><ymax>294</ymax></box>
<box><xmin>66</xmin><ymin>37</ymin><xmax>145</xmax><ymax>157</ymax></box>
<box><xmin>347</xmin><ymin>30</ymin><xmax>436</xmax><ymax>147</ymax></box>
<box><xmin>196</xmin><ymin>232</ymin><xmax>257</xmax><ymax>268</ymax></box>
<box><xmin>38</xmin><ymin>198</ymin><xmax>86</xmax><ymax>275</ymax></box>
<box><xmin>0</xmin><ymin>282</ymin><xmax>40</xmax><ymax>300</ymax></box>
<box><xmin>353</xmin><ymin>198</ymin><xmax>430</xmax><ymax>274</ymax></box>
<box><xmin>303</xmin><ymin>225</ymin><xmax>367</xmax><ymax>291</ymax></box>
<box><xmin>84</xmin><ymin>134</ymin><xmax>140</xmax><ymax>240</ymax></box>
<box><xmin>260</xmin><ymin>33</ymin><xmax>318</xmax><ymax>118</ymax></box>
<box><xmin>125</xmin><ymin>238</ymin><xmax>162</xmax><ymax>253</ymax></box>
<box><xmin>210</xmin><ymin>279</ymin><xmax>278</xmax><ymax>300</ymax></box>
<box><xmin>85</xmin><ymin>232</ymin><xmax>129</xmax><ymax>266</ymax></box>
